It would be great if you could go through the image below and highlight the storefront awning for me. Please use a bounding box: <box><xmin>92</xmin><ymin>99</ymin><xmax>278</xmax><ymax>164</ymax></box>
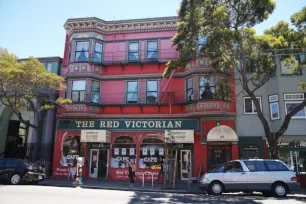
<box><xmin>81</xmin><ymin>130</ymin><xmax>111</xmax><ymax>143</ymax></box>
<box><xmin>207</xmin><ymin>125</ymin><xmax>238</xmax><ymax>142</ymax></box>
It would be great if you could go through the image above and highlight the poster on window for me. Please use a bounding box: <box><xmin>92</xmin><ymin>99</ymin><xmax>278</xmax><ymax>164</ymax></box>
<box><xmin>150</xmin><ymin>148</ymin><xmax>155</xmax><ymax>155</ymax></box>
<box><xmin>130</xmin><ymin>148</ymin><xmax>135</xmax><ymax>155</ymax></box>
<box><xmin>114</xmin><ymin>148</ymin><xmax>119</xmax><ymax>155</ymax></box>
<box><xmin>60</xmin><ymin>135</ymin><xmax>80</xmax><ymax>167</ymax></box>
<box><xmin>122</xmin><ymin>148</ymin><xmax>126</xmax><ymax>155</ymax></box>
<box><xmin>143</xmin><ymin>148</ymin><xmax>147</xmax><ymax>155</ymax></box>
<box><xmin>159</xmin><ymin>148</ymin><xmax>164</xmax><ymax>155</ymax></box>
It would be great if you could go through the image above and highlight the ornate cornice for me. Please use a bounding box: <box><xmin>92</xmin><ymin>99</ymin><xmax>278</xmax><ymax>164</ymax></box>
<box><xmin>64</xmin><ymin>16</ymin><xmax>179</xmax><ymax>35</ymax></box>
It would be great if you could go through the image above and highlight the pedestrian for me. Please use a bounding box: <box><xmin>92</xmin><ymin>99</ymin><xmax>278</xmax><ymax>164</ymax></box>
<box><xmin>156</xmin><ymin>156</ymin><xmax>164</xmax><ymax>182</ymax></box>
<box><xmin>125</xmin><ymin>159</ymin><xmax>136</xmax><ymax>187</ymax></box>
<box><xmin>74</xmin><ymin>157</ymin><xmax>83</xmax><ymax>186</ymax></box>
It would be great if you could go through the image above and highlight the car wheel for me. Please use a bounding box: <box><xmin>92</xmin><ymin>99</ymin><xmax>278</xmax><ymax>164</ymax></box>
<box><xmin>208</xmin><ymin>181</ymin><xmax>224</xmax><ymax>195</ymax></box>
<box><xmin>272</xmin><ymin>182</ymin><xmax>288</xmax><ymax>198</ymax></box>
<box><xmin>10</xmin><ymin>174</ymin><xmax>21</xmax><ymax>185</ymax></box>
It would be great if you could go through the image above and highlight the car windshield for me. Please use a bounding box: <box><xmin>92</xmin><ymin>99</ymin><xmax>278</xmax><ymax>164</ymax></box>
<box><xmin>209</xmin><ymin>164</ymin><xmax>225</xmax><ymax>173</ymax></box>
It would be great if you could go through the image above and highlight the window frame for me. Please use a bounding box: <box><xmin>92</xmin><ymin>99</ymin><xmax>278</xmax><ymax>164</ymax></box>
<box><xmin>46</xmin><ymin>62</ymin><xmax>52</xmax><ymax>72</ymax></box>
<box><xmin>91</xmin><ymin>80</ymin><xmax>100</xmax><ymax>104</ymax></box>
<box><xmin>71</xmin><ymin>80</ymin><xmax>86</xmax><ymax>103</ymax></box>
<box><xmin>146</xmin><ymin>80</ymin><xmax>158</xmax><ymax>103</ymax></box>
<box><xmin>284</xmin><ymin>93</ymin><xmax>305</xmax><ymax>101</ymax></box>
<box><xmin>126</xmin><ymin>81</ymin><xmax>139</xmax><ymax>103</ymax></box>
<box><xmin>243</xmin><ymin>97</ymin><xmax>262</xmax><ymax>114</ymax></box>
<box><xmin>94</xmin><ymin>41</ymin><xmax>103</xmax><ymax>63</ymax></box>
<box><xmin>270</xmin><ymin>102</ymin><xmax>280</xmax><ymax>120</ymax></box>
<box><xmin>243</xmin><ymin>161</ymin><xmax>268</xmax><ymax>172</ymax></box>
<box><xmin>264</xmin><ymin>161</ymin><xmax>290</xmax><ymax>172</ymax></box>
<box><xmin>186</xmin><ymin>77</ymin><xmax>194</xmax><ymax>102</ymax></box>
<box><xmin>147</xmin><ymin>41</ymin><xmax>158</xmax><ymax>61</ymax></box>
<box><xmin>75</xmin><ymin>41</ymin><xmax>90</xmax><ymax>62</ymax></box>
<box><xmin>128</xmin><ymin>42</ymin><xmax>139</xmax><ymax>62</ymax></box>
<box><xmin>199</xmin><ymin>75</ymin><xmax>216</xmax><ymax>100</ymax></box>
<box><xmin>269</xmin><ymin>94</ymin><xmax>278</xmax><ymax>103</ymax></box>
<box><xmin>285</xmin><ymin>101</ymin><xmax>306</xmax><ymax>119</ymax></box>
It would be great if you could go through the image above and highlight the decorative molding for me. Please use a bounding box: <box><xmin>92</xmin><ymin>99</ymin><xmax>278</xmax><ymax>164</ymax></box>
<box><xmin>81</xmin><ymin>65</ymin><xmax>87</xmax><ymax>72</ymax></box>
<box><xmin>88</xmin><ymin>106</ymin><xmax>100</xmax><ymax>113</ymax></box>
<box><xmin>94</xmin><ymin>66</ymin><xmax>100</xmax><ymax>73</ymax></box>
<box><xmin>197</xmin><ymin>102</ymin><xmax>220</xmax><ymax>110</ymax></box>
<box><xmin>73</xmin><ymin>65</ymin><xmax>80</xmax><ymax>72</ymax></box>
<box><xmin>65</xmin><ymin>104</ymin><xmax>87</xmax><ymax>112</ymax></box>
<box><xmin>185</xmin><ymin>104</ymin><xmax>194</xmax><ymax>112</ymax></box>
<box><xmin>76</xmin><ymin>33</ymin><xmax>90</xmax><ymax>38</ymax></box>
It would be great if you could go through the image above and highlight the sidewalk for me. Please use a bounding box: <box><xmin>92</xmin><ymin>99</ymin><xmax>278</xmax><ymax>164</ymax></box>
<box><xmin>40</xmin><ymin>178</ymin><xmax>306</xmax><ymax>198</ymax></box>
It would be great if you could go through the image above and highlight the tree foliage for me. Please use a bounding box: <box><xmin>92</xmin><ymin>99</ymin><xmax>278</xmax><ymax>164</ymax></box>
<box><xmin>164</xmin><ymin>0</ymin><xmax>306</xmax><ymax>158</ymax></box>
<box><xmin>0</xmin><ymin>48</ymin><xmax>71</xmax><ymax>150</ymax></box>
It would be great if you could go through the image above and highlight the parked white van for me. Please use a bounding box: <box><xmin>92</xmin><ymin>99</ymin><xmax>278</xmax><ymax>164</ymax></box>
<box><xmin>199</xmin><ymin>159</ymin><xmax>300</xmax><ymax>197</ymax></box>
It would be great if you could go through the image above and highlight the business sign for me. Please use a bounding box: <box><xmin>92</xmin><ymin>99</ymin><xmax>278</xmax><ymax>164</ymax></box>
<box><xmin>58</xmin><ymin>119</ymin><xmax>199</xmax><ymax>130</ymax></box>
<box><xmin>80</xmin><ymin>130</ymin><xmax>111</xmax><ymax>143</ymax></box>
<box><xmin>165</xmin><ymin>130</ymin><xmax>194</xmax><ymax>143</ymax></box>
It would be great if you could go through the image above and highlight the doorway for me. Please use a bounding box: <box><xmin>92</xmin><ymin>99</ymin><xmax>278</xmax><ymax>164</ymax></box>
<box><xmin>180</xmin><ymin>150</ymin><xmax>191</xmax><ymax>180</ymax></box>
<box><xmin>89</xmin><ymin>149</ymin><xmax>109</xmax><ymax>178</ymax></box>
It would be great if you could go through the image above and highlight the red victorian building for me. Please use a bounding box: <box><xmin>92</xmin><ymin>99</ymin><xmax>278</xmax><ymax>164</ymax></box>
<box><xmin>52</xmin><ymin>16</ymin><xmax>237</xmax><ymax>181</ymax></box>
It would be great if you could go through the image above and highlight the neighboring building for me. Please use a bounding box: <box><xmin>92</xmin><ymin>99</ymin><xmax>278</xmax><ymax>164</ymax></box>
<box><xmin>0</xmin><ymin>57</ymin><xmax>62</xmax><ymax>175</ymax></box>
<box><xmin>235</xmin><ymin>54</ymin><xmax>306</xmax><ymax>173</ymax></box>
<box><xmin>53</xmin><ymin>16</ymin><xmax>237</xmax><ymax>181</ymax></box>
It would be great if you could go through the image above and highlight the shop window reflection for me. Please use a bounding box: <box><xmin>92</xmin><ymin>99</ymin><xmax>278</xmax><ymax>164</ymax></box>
<box><xmin>111</xmin><ymin>136</ymin><xmax>136</xmax><ymax>168</ymax></box>
<box><xmin>139</xmin><ymin>136</ymin><xmax>165</xmax><ymax>169</ymax></box>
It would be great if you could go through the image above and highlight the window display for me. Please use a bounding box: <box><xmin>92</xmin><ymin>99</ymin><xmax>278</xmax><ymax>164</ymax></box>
<box><xmin>111</xmin><ymin>136</ymin><xmax>136</xmax><ymax>168</ymax></box>
<box><xmin>60</xmin><ymin>135</ymin><xmax>80</xmax><ymax>166</ymax></box>
<box><xmin>139</xmin><ymin>136</ymin><xmax>165</xmax><ymax>169</ymax></box>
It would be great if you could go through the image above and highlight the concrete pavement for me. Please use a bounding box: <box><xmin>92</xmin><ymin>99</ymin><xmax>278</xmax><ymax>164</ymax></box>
<box><xmin>0</xmin><ymin>185</ymin><xmax>306</xmax><ymax>204</ymax></box>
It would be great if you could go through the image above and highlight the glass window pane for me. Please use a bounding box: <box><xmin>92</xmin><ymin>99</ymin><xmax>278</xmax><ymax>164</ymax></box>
<box><xmin>91</xmin><ymin>92</ymin><xmax>100</xmax><ymax>103</ymax></box>
<box><xmin>79</xmin><ymin>91</ymin><xmax>85</xmax><ymax>102</ymax></box>
<box><xmin>76</xmin><ymin>42</ymin><xmax>89</xmax><ymax>51</ymax></box>
<box><xmin>148</xmin><ymin>51</ymin><xmax>158</xmax><ymax>60</ymax></box>
<box><xmin>95</xmin><ymin>42</ymin><xmax>103</xmax><ymax>53</ymax></box>
<box><xmin>127</xmin><ymin>93</ymin><xmax>138</xmax><ymax>102</ymax></box>
<box><xmin>92</xmin><ymin>81</ymin><xmax>100</xmax><ymax>92</ymax></box>
<box><xmin>72</xmin><ymin>92</ymin><xmax>79</xmax><ymax>102</ymax></box>
<box><xmin>244</xmin><ymin>98</ymin><xmax>253</xmax><ymax>113</ymax></box>
<box><xmin>147</xmin><ymin>92</ymin><xmax>157</xmax><ymax>103</ymax></box>
<box><xmin>244</xmin><ymin>161</ymin><xmax>267</xmax><ymax>172</ymax></box>
<box><xmin>286</xmin><ymin>103</ymin><xmax>306</xmax><ymax>117</ymax></box>
<box><xmin>72</xmin><ymin>81</ymin><xmax>86</xmax><ymax>91</ymax></box>
<box><xmin>128</xmin><ymin>82</ymin><xmax>138</xmax><ymax>92</ymax></box>
<box><xmin>94</xmin><ymin>53</ymin><xmax>102</xmax><ymax>62</ymax></box>
<box><xmin>147</xmin><ymin>81</ymin><xmax>157</xmax><ymax>91</ymax></box>
<box><xmin>148</xmin><ymin>41</ymin><xmax>158</xmax><ymax>51</ymax></box>
<box><xmin>129</xmin><ymin>43</ymin><xmax>139</xmax><ymax>52</ymax></box>
<box><xmin>224</xmin><ymin>162</ymin><xmax>243</xmax><ymax>172</ymax></box>
<box><xmin>265</xmin><ymin>161</ymin><xmax>289</xmax><ymax>171</ymax></box>
<box><xmin>76</xmin><ymin>51</ymin><xmax>89</xmax><ymax>62</ymax></box>
<box><xmin>271</xmin><ymin>103</ymin><xmax>279</xmax><ymax>119</ymax></box>
<box><xmin>128</xmin><ymin>53</ymin><xmax>139</xmax><ymax>61</ymax></box>
<box><xmin>187</xmin><ymin>78</ymin><xmax>193</xmax><ymax>89</ymax></box>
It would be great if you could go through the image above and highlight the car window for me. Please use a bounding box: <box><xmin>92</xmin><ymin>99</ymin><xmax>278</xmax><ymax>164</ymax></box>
<box><xmin>0</xmin><ymin>159</ymin><xmax>5</xmax><ymax>167</ymax></box>
<box><xmin>211</xmin><ymin>165</ymin><xmax>225</xmax><ymax>173</ymax></box>
<box><xmin>265</xmin><ymin>161</ymin><xmax>289</xmax><ymax>171</ymax></box>
<box><xmin>244</xmin><ymin>161</ymin><xmax>267</xmax><ymax>172</ymax></box>
<box><xmin>5</xmin><ymin>159</ymin><xmax>18</xmax><ymax>167</ymax></box>
<box><xmin>224</xmin><ymin>162</ymin><xmax>243</xmax><ymax>173</ymax></box>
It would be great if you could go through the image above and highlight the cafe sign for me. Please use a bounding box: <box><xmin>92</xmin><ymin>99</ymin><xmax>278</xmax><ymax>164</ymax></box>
<box><xmin>58</xmin><ymin>119</ymin><xmax>199</xmax><ymax>130</ymax></box>
<box><xmin>81</xmin><ymin>130</ymin><xmax>111</xmax><ymax>143</ymax></box>
<box><xmin>165</xmin><ymin>130</ymin><xmax>194</xmax><ymax>143</ymax></box>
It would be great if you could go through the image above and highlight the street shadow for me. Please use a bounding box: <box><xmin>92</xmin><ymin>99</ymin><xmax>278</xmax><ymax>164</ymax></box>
<box><xmin>126</xmin><ymin>192</ymin><xmax>303</xmax><ymax>204</ymax></box>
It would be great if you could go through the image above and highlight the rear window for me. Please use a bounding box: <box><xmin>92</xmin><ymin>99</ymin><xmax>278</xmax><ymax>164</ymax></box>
<box><xmin>244</xmin><ymin>161</ymin><xmax>267</xmax><ymax>172</ymax></box>
<box><xmin>265</xmin><ymin>161</ymin><xmax>289</xmax><ymax>171</ymax></box>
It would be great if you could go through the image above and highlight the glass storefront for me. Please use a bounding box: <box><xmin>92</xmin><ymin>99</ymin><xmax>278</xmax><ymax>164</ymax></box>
<box><xmin>139</xmin><ymin>136</ymin><xmax>164</xmax><ymax>169</ymax></box>
<box><xmin>111</xmin><ymin>136</ymin><xmax>136</xmax><ymax>168</ymax></box>
<box><xmin>278</xmin><ymin>140</ymin><xmax>306</xmax><ymax>175</ymax></box>
<box><xmin>207</xmin><ymin>145</ymin><xmax>231</xmax><ymax>171</ymax></box>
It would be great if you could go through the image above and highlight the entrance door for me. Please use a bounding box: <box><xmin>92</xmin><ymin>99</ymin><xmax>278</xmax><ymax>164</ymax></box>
<box><xmin>89</xmin><ymin>149</ymin><xmax>109</xmax><ymax>179</ymax></box>
<box><xmin>98</xmin><ymin>149</ymin><xmax>109</xmax><ymax>178</ymax></box>
<box><xmin>89</xmin><ymin>149</ymin><xmax>99</xmax><ymax>178</ymax></box>
<box><xmin>180</xmin><ymin>150</ymin><xmax>191</xmax><ymax>180</ymax></box>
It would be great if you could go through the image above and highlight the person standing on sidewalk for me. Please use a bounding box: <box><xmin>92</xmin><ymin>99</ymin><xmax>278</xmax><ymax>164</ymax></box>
<box><xmin>125</xmin><ymin>159</ymin><xmax>136</xmax><ymax>187</ymax></box>
<box><xmin>74</xmin><ymin>157</ymin><xmax>83</xmax><ymax>186</ymax></box>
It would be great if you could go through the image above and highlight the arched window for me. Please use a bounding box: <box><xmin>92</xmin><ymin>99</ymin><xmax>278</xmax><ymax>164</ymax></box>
<box><xmin>112</xmin><ymin>136</ymin><xmax>135</xmax><ymax>169</ymax></box>
<box><xmin>243</xmin><ymin>145</ymin><xmax>259</xmax><ymax>159</ymax></box>
<box><xmin>140</xmin><ymin>136</ymin><xmax>165</xmax><ymax>169</ymax></box>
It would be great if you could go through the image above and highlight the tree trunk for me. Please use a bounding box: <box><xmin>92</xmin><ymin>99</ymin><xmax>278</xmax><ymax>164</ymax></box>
<box><xmin>268</xmin><ymin>135</ymin><xmax>279</xmax><ymax>159</ymax></box>
<box><xmin>32</xmin><ymin>111</ymin><xmax>47</xmax><ymax>161</ymax></box>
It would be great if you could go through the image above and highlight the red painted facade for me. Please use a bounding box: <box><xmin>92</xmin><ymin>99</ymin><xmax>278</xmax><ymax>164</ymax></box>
<box><xmin>53</xmin><ymin>17</ymin><xmax>238</xmax><ymax>181</ymax></box>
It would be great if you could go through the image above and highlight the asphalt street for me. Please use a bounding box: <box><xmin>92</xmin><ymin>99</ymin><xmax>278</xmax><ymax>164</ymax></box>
<box><xmin>0</xmin><ymin>185</ymin><xmax>305</xmax><ymax>204</ymax></box>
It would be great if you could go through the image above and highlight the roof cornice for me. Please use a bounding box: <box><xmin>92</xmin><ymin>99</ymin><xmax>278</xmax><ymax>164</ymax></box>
<box><xmin>64</xmin><ymin>16</ymin><xmax>179</xmax><ymax>35</ymax></box>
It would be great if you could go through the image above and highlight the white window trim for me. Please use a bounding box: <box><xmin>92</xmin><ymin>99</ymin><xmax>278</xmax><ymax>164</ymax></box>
<box><xmin>285</xmin><ymin>101</ymin><xmax>306</xmax><ymax>119</ymax></box>
<box><xmin>270</xmin><ymin>102</ymin><xmax>280</xmax><ymax>120</ymax></box>
<box><xmin>284</xmin><ymin>93</ymin><xmax>304</xmax><ymax>101</ymax></box>
<box><xmin>243</xmin><ymin>97</ymin><xmax>262</xmax><ymax>115</ymax></box>
<box><xmin>269</xmin><ymin>94</ymin><xmax>278</xmax><ymax>103</ymax></box>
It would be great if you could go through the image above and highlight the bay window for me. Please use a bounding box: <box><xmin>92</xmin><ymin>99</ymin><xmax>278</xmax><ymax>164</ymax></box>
<box><xmin>91</xmin><ymin>81</ymin><xmax>100</xmax><ymax>103</ymax></box>
<box><xmin>199</xmin><ymin>76</ymin><xmax>216</xmax><ymax>100</ymax></box>
<box><xmin>75</xmin><ymin>42</ymin><xmax>89</xmax><ymax>62</ymax></box>
<box><xmin>186</xmin><ymin>77</ymin><xmax>193</xmax><ymax>101</ymax></box>
<box><xmin>72</xmin><ymin>80</ymin><xmax>86</xmax><ymax>102</ymax></box>
<box><xmin>94</xmin><ymin>42</ymin><xmax>103</xmax><ymax>62</ymax></box>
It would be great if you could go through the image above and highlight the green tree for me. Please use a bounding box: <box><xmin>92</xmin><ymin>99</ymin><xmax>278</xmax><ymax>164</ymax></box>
<box><xmin>163</xmin><ymin>0</ymin><xmax>306</xmax><ymax>159</ymax></box>
<box><xmin>0</xmin><ymin>48</ymin><xmax>71</xmax><ymax>160</ymax></box>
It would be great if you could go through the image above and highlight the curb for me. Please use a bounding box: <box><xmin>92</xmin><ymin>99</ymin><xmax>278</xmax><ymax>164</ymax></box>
<box><xmin>39</xmin><ymin>183</ymin><xmax>306</xmax><ymax>198</ymax></box>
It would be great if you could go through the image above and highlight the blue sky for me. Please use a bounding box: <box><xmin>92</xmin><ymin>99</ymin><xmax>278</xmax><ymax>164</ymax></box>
<box><xmin>0</xmin><ymin>0</ymin><xmax>305</xmax><ymax>59</ymax></box>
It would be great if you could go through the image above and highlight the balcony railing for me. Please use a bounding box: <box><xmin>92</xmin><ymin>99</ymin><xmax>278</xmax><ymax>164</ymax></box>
<box><xmin>71</xmin><ymin>49</ymin><xmax>179</xmax><ymax>66</ymax></box>
<box><xmin>67</xmin><ymin>91</ymin><xmax>230</xmax><ymax>105</ymax></box>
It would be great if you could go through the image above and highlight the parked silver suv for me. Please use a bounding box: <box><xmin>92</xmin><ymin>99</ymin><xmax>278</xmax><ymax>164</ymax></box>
<box><xmin>199</xmin><ymin>159</ymin><xmax>300</xmax><ymax>197</ymax></box>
